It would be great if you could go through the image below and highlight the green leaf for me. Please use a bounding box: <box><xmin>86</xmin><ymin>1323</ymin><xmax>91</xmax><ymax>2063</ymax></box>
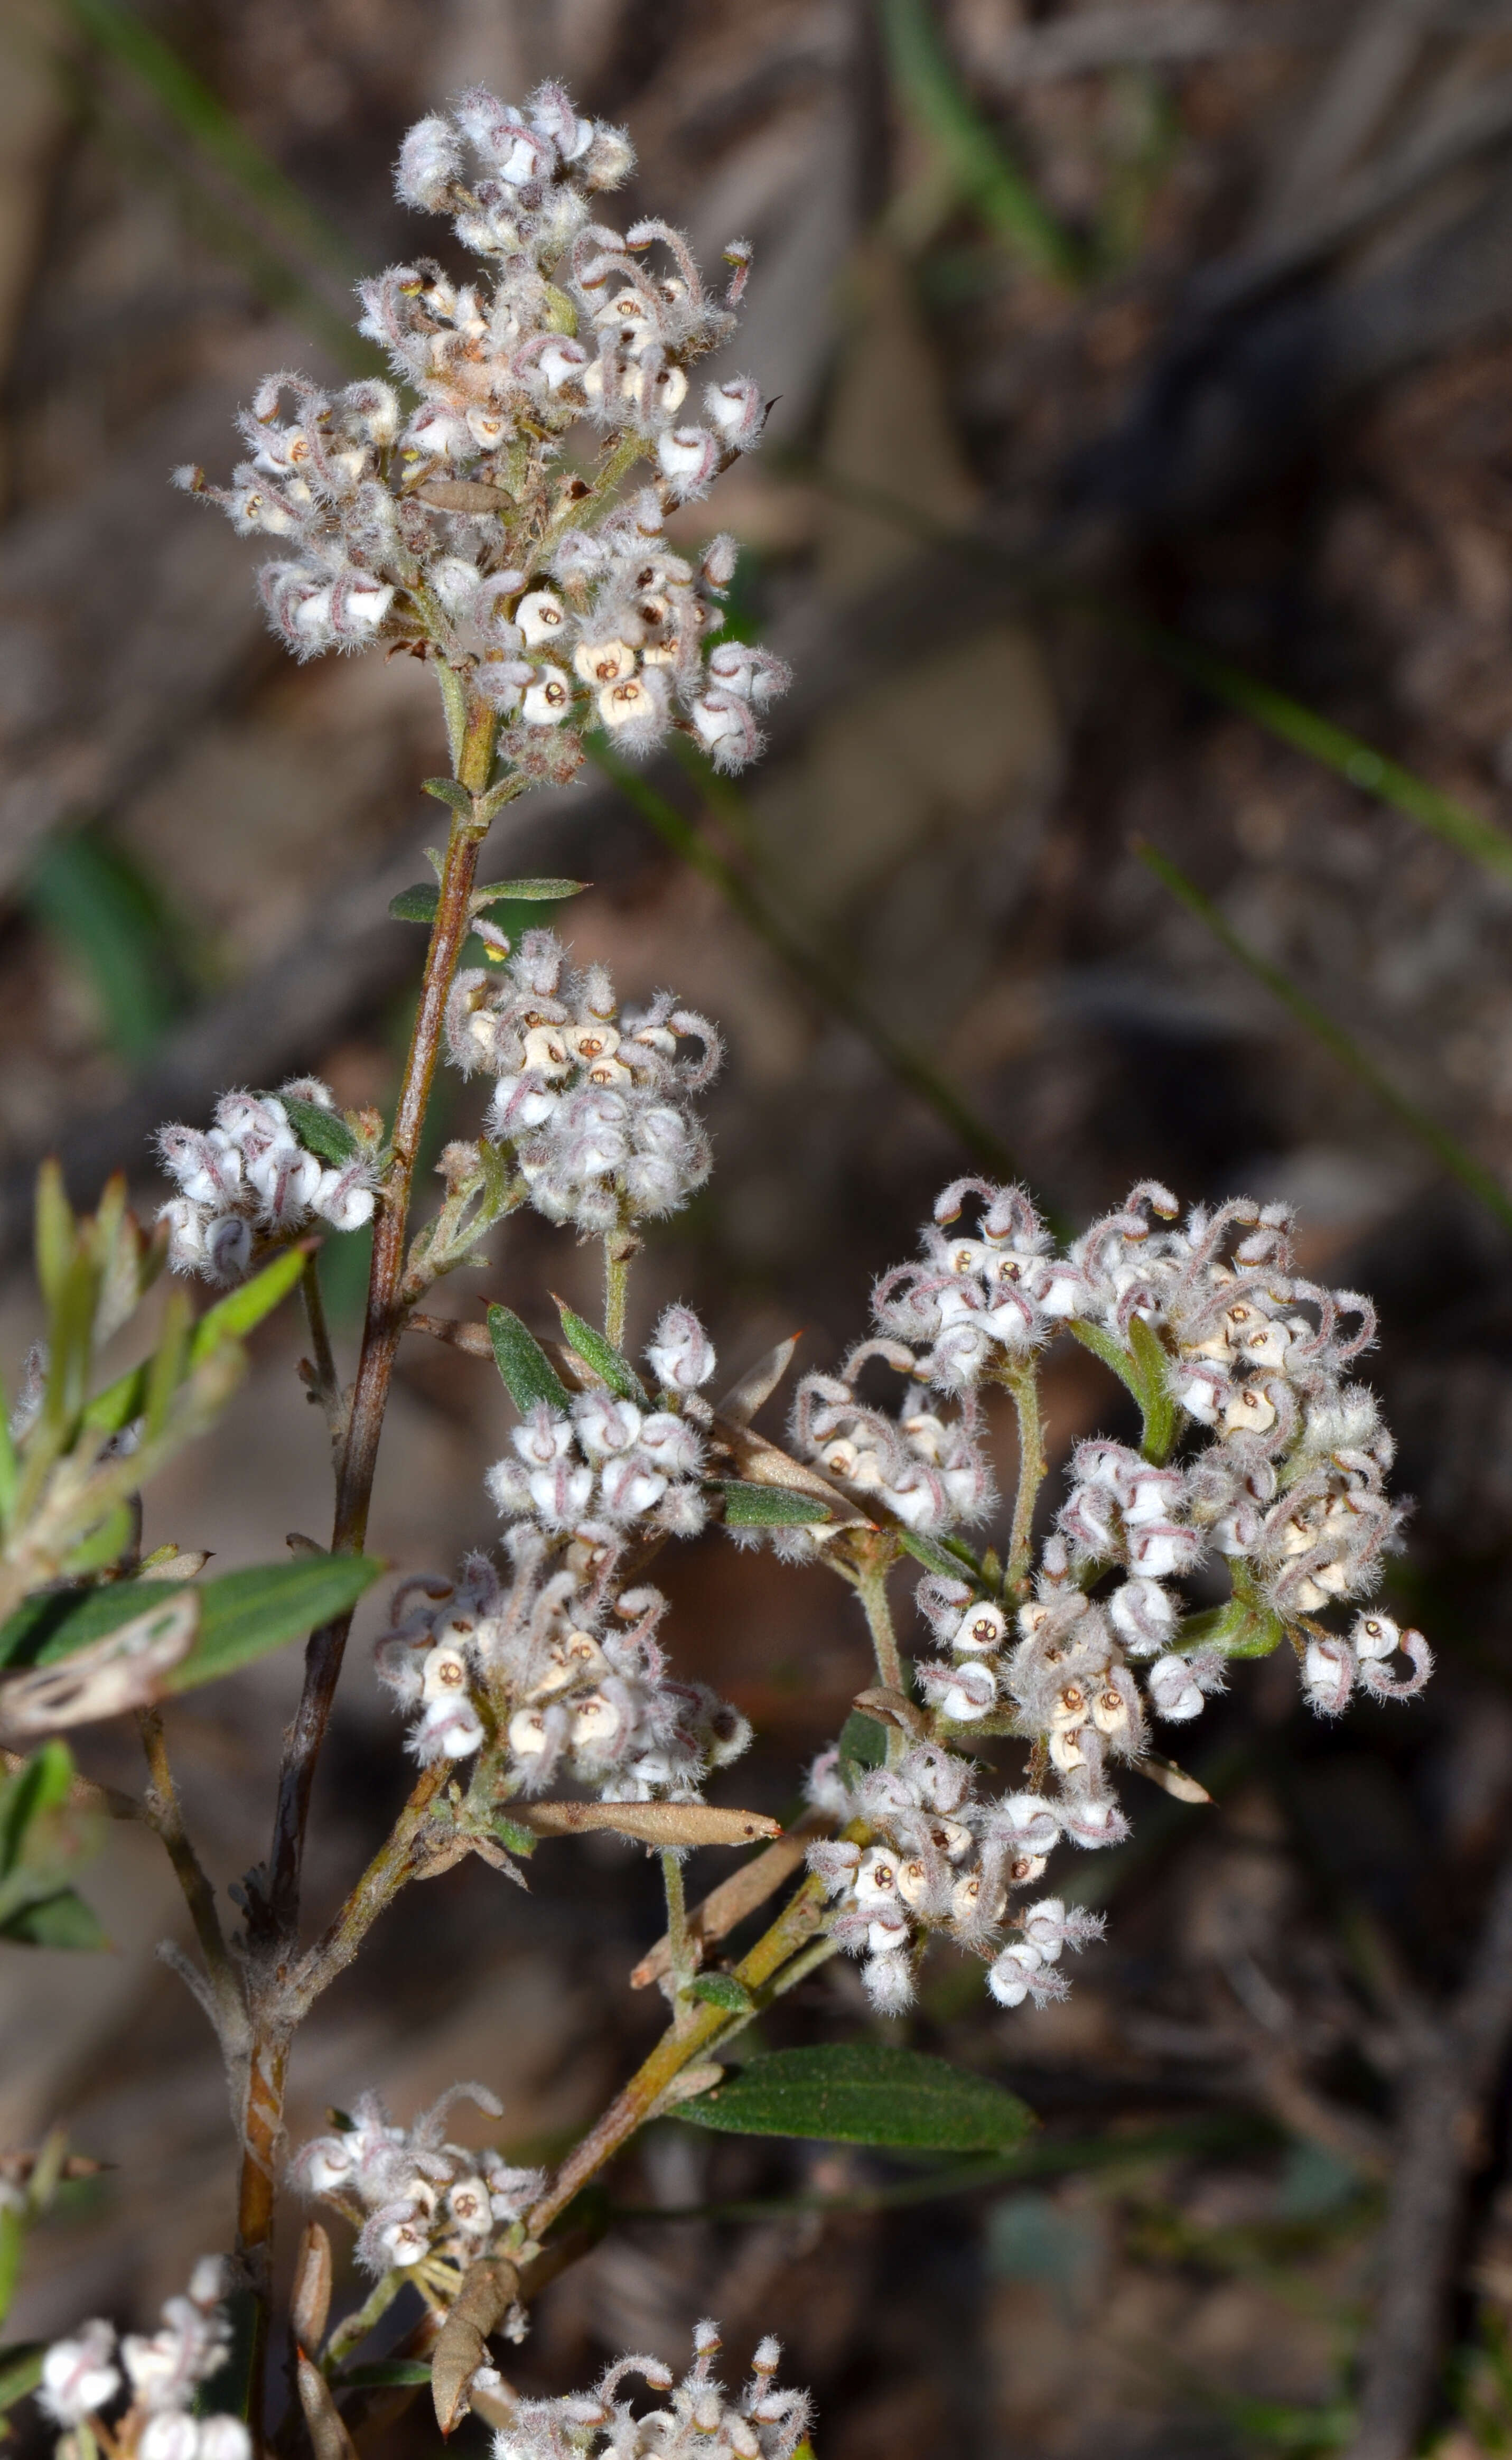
<box><xmin>33</xmin><ymin>1161</ymin><xmax>74</xmax><ymax>1317</ymax></box>
<box><xmin>895</xmin><ymin>1527</ymin><xmax>985</xmax><ymax>1584</ymax></box>
<box><xmin>391</xmin><ymin>877</ymin><xmax>587</xmax><ymax>926</ymax></box>
<box><xmin>0</xmin><ymin>1888</ymin><xmax>106</xmax><ymax>1949</ymax></box>
<box><xmin>836</xmin><ymin>1709</ymin><xmax>889</xmax><ymax>1788</ymax></box>
<box><xmin>487</xmin><ymin>1306</ymin><xmax>572</xmax><ymax>1415</ymax></box>
<box><xmin>0</xmin><ymin>2342</ymin><xmax>44</xmax><ymax>2412</ymax></box>
<box><xmin>277</xmin><ymin>1097</ymin><xmax>360</xmax><ymax>1168</ymax></box>
<box><xmin>490</xmin><ymin>1815</ymin><xmax>537</xmax><ymax>1859</ymax></box>
<box><xmin>25</xmin><ymin>827</ymin><xmax>198</xmax><ymax>1065</ymax></box>
<box><xmin>555</xmin><ymin>1301</ymin><xmax>648</xmax><ymax>1405</ymax></box>
<box><xmin>333</xmin><ymin>2360</ymin><xmax>434</xmax><ymax>2391</ymax></box>
<box><xmin>687</xmin><ymin>1971</ymin><xmax>756</xmax><ymax>2016</ymax></box>
<box><xmin>0</xmin><ymin>2215</ymin><xmax>20</xmax><ymax>2333</ymax></box>
<box><xmin>0</xmin><ymin>1560</ymin><xmax>381</xmax><ymax>1687</ymax></box>
<box><xmin>165</xmin><ymin>1558</ymin><xmax>383</xmax><ymax>1692</ymax></box>
<box><xmin>676</xmin><ymin>2045</ymin><xmax>1037</xmax><ymax>2152</ymax></box>
<box><xmin>0</xmin><ymin>1739</ymin><xmax>73</xmax><ymax>1868</ymax></box>
<box><xmin>422</xmin><ymin>777</ymin><xmax>474</xmax><ymax>815</ymax></box>
<box><xmin>83</xmin><ymin>1246</ymin><xmax>305</xmax><ymax>1438</ymax></box>
<box><xmin>720</xmin><ymin>1481</ymin><xmax>830</xmax><ymax>1527</ymax></box>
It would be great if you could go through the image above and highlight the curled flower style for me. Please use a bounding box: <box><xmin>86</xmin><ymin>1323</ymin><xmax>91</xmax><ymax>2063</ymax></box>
<box><xmin>174</xmin><ymin>83</ymin><xmax>789</xmax><ymax>776</ymax></box>
<box><xmin>156</xmin><ymin>1080</ymin><xmax>375</xmax><ymax>1285</ymax></box>
<box><xmin>788</xmin><ymin>1344</ymin><xmax>996</xmax><ymax>1541</ymax></box>
<box><xmin>792</xmin><ymin>1177</ymin><xmax>1429</xmax><ymax>2021</ymax></box>
<box><xmin>491</xmin><ymin>2319</ymin><xmax>811</xmax><ymax>2460</ymax></box>
<box><xmin>445</xmin><ymin>929</ymin><xmax>719</xmax><ymax>1233</ymax></box>
<box><xmin>808</xmin><ymin>1739</ymin><xmax>1104</xmax><ymax>2015</ymax></box>
<box><xmin>289</xmin><ymin>2084</ymin><xmax>544</xmax><ymax>2280</ymax></box>
<box><xmin>375</xmin><ymin>1542</ymin><xmax>748</xmax><ymax>1803</ymax></box>
<box><xmin>39</xmin><ymin>2261</ymin><xmax>250</xmax><ymax>2460</ymax></box>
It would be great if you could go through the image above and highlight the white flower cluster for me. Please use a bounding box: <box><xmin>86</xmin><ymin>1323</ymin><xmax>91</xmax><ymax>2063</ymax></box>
<box><xmin>790</xmin><ymin>1347</ymin><xmax>995</xmax><ymax>1541</ymax></box>
<box><xmin>174</xmin><ymin>81</ymin><xmax>789</xmax><ymax>773</ymax></box>
<box><xmin>39</xmin><ymin>2259</ymin><xmax>249</xmax><ymax>2460</ymax></box>
<box><xmin>446</xmin><ymin>930</ymin><xmax>718</xmax><ymax>1233</ymax></box>
<box><xmin>156</xmin><ymin>1080</ymin><xmax>374</xmax><ymax>1285</ymax></box>
<box><xmin>492</xmin><ymin>2321</ymin><xmax>811</xmax><ymax>2460</ymax></box>
<box><xmin>377</xmin><ymin>1542</ymin><xmax>748</xmax><ymax>1806</ymax></box>
<box><xmin>808</xmin><ymin>1739</ymin><xmax>1103</xmax><ymax>2015</ymax></box>
<box><xmin>289</xmin><ymin>2084</ymin><xmax>544</xmax><ymax>2279</ymax></box>
<box><xmin>795</xmin><ymin>1177</ymin><xmax>1431</xmax><ymax>2019</ymax></box>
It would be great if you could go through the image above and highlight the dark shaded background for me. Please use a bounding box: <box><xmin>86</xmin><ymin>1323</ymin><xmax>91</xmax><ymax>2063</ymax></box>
<box><xmin>8</xmin><ymin>1</ymin><xmax>1512</xmax><ymax>2453</ymax></box>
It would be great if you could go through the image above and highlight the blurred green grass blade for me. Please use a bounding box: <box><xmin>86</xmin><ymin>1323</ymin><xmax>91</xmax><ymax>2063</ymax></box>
<box><xmin>25</xmin><ymin>828</ymin><xmax>199</xmax><ymax>1066</ymax></box>
<box><xmin>593</xmin><ymin>746</ymin><xmax>1028</xmax><ymax>1192</ymax></box>
<box><xmin>1103</xmin><ymin>608</ymin><xmax>1512</xmax><ymax>888</ymax></box>
<box><xmin>1137</xmin><ymin>838</ymin><xmax>1512</xmax><ymax>1237</ymax></box>
<box><xmin>59</xmin><ymin>0</ymin><xmax>355</xmax><ymax>275</ymax></box>
<box><xmin>880</xmin><ymin>0</ymin><xmax>1084</xmax><ymax>284</ymax></box>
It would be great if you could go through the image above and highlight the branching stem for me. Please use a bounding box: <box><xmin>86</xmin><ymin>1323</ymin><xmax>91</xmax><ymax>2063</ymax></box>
<box><xmin>853</xmin><ymin>1548</ymin><xmax>903</xmax><ymax>1693</ymax></box>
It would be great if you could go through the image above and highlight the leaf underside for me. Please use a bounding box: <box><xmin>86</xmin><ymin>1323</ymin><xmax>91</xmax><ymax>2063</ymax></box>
<box><xmin>676</xmin><ymin>2044</ymin><xmax>1036</xmax><ymax>2151</ymax></box>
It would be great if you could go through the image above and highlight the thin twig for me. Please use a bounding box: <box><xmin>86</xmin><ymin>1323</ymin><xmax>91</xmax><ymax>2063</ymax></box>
<box><xmin>1002</xmin><ymin>1362</ymin><xmax>1047</xmax><ymax>1595</ymax></box>
<box><xmin>136</xmin><ymin>1708</ymin><xmax>245</xmax><ymax>2036</ymax></box>
<box><xmin>1344</xmin><ymin>1846</ymin><xmax>1512</xmax><ymax>2460</ymax></box>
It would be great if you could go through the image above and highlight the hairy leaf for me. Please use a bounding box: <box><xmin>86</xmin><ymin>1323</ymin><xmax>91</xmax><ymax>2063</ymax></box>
<box><xmin>687</xmin><ymin>1970</ymin><xmax>756</xmax><ymax>2016</ymax></box>
<box><xmin>554</xmin><ymin>1300</ymin><xmax>648</xmax><ymax>1405</ymax></box>
<box><xmin>335</xmin><ymin>2360</ymin><xmax>434</xmax><ymax>2390</ymax></box>
<box><xmin>487</xmin><ymin>1306</ymin><xmax>572</xmax><ymax>1415</ymax></box>
<box><xmin>391</xmin><ymin>877</ymin><xmax>586</xmax><ymax>926</ymax></box>
<box><xmin>720</xmin><ymin>1481</ymin><xmax>830</xmax><ymax>1527</ymax></box>
<box><xmin>836</xmin><ymin>1708</ymin><xmax>889</xmax><ymax>1787</ymax></box>
<box><xmin>895</xmin><ymin>1527</ymin><xmax>985</xmax><ymax>1583</ymax></box>
<box><xmin>277</xmin><ymin>1097</ymin><xmax>360</xmax><ymax>1168</ymax></box>
<box><xmin>677</xmin><ymin>2044</ymin><xmax>1036</xmax><ymax>2151</ymax></box>
<box><xmin>421</xmin><ymin>776</ymin><xmax>474</xmax><ymax>814</ymax></box>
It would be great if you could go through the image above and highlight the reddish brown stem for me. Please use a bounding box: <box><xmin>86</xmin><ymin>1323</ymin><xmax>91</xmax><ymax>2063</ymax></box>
<box><xmin>235</xmin><ymin>683</ymin><xmax>497</xmax><ymax>2427</ymax></box>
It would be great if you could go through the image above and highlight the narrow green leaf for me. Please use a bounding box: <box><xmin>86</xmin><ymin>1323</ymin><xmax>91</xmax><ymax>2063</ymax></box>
<box><xmin>0</xmin><ymin>1740</ymin><xmax>74</xmax><ymax>1868</ymax></box>
<box><xmin>333</xmin><ymin>2360</ymin><xmax>434</xmax><ymax>2391</ymax></box>
<box><xmin>720</xmin><ymin>1481</ymin><xmax>830</xmax><ymax>1527</ymax></box>
<box><xmin>836</xmin><ymin>1709</ymin><xmax>889</xmax><ymax>1787</ymax></box>
<box><xmin>487</xmin><ymin>1306</ymin><xmax>572</xmax><ymax>1415</ymax></box>
<box><xmin>165</xmin><ymin>1558</ymin><xmax>383</xmax><ymax>1692</ymax></box>
<box><xmin>0</xmin><ymin>1888</ymin><xmax>106</xmax><ymax>1950</ymax></box>
<box><xmin>677</xmin><ymin>2045</ymin><xmax>1037</xmax><ymax>2152</ymax></box>
<box><xmin>389</xmin><ymin>884</ymin><xmax>441</xmax><ymax>924</ymax></box>
<box><xmin>895</xmin><ymin>1527</ymin><xmax>986</xmax><ymax>1583</ymax></box>
<box><xmin>476</xmin><ymin>877</ymin><xmax>586</xmax><ymax>906</ymax></box>
<box><xmin>143</xmin><ymin>1289</ymin><xmax>192</xmax><ymax>1445</ymax></box>
<box><xmin>1137</xmin><ymin>841</ymin><xmax>1512</xmax><ymax>1240</ymax></box>
<box><xmin>881</xmin><ymin>0</ymin><xmax>1084</xmax><ymax>283</ymax></box>
<box><xmin>422</xmin><ymin>777</ymin><xmax>474</xmax><ymax>815</ymax></box>
<box><xmin>0</xmin><ymin>2216</ymin><xmax>20</xmax><ymax>2332</ymax></box>
<box><xmin>25</xmin><ymin>827</ymin><xmax>197</xmax><ymax>1065</ymax></box>
<box><xmin>0</xmin><ymin>2342</ymin><xmax>44</xmax><ymax>2411</ymax></box>
<box><xmin>555</xmin><ymin>1301</ymin><xmax>648</xmax><ymax>1405</ymax></box>
<box><xmin>34</xmin><ymin>1162</ymin><xmax>74</xmax><ymax>1318</ymax></box>
<box><xmin>490</xmin><ymin>1815</ymin><xmax>537</xmax><ymax>1859</ymax></box>
<box><xmin>0</xmin><ymin>1560</ymin><xmax>380</xmax><ymax>1686</ymax></box>
<box><xmin>687</xmin><ymin>1970</ymin><xmax>757</xmax><ymax>2016</ymax></box>
<box><xmin>391</xmin><ymin>877</ymin><xmax>587</xmax><ymax>927</ymax></box>
<box><xmin>0</xmin><ymin>1404</ymin><xmax>17</xmax><ymax>1532</ymax></box>
<box><xmin>277</xmin><ymin>1097</ymin><xmax>360</xmax><ymax>1168</ymax></box>
<box><xmin>82</xmin><ymin>1246</ymin><xmax>305</xmax><ymax>1439</ymax></box>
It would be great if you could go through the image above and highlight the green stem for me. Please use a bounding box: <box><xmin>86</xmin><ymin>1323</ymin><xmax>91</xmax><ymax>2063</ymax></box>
<box><xmin>322</xmin><ymin>2269</ymin><xmax>406</xmax><ymax>2371</ymax></box>
<box><xmin>854</xmin><ymin>1548</ymin><xmax>903</xmax><ymax>1693</ymax></box>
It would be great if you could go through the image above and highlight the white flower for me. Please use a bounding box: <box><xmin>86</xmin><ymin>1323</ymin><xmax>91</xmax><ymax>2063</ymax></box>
<box><xmin>41</xmin><ymin>2323</ymin><xmax>120</xmax><ymax>2425</ymax></box>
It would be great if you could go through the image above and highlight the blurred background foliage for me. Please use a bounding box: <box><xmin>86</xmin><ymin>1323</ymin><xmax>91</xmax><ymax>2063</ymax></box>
<box><xmin>8</xmin><ymin>0</ymin><xmax>1512</xmax><ymax>2453</ymax></box>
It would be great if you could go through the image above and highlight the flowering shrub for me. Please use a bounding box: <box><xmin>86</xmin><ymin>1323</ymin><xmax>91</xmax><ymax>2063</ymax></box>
<box><xmin>0</xmin><ymin>76</ymin><xmax>1431</xmax><ymax>2460</ymax></box>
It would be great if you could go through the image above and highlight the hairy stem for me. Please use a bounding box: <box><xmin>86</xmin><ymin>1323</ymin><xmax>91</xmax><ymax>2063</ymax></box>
<box><xmin>265</xmin><ymin>689</ymin><xmax>497</xmax><ymax>1940</ymax></box>
<box><xmin>528</xmin><ymin>1863</ymin><xmax>838</xmax><ymax>2235</ymax></box>
<box><xmin>603</xmin><ymin>1234</ymin><xmax>631</xmax><ymax>1351</ymax></box>
<box><xmin>284</xmin><ymin>1765</ymin><xmax>451</xmax><ymax>2025</ymax></box>
<box><xmin>660</xmin><ymin>1848</ymin><xmax>695</xmax><ymax>2012</ymax></box>
<box><xmin>1003</xmin><ymin>1363</ymin><xmax>1047</xmax><ymax>1595</ymax></box>
<box><xmin>236</xmin><ymin>681</ymin><xmax>498</xmax><ymax>2410</ymax></box>
<box><xmin>853</xmin><ymin>1548</ymin><xmax>903</xmax><ymax>1693</ymax></box>
<box><xmin>136</xmin><ymin>1709</ymin><xmax>244</xmax><ymax>2038</ymax></box>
